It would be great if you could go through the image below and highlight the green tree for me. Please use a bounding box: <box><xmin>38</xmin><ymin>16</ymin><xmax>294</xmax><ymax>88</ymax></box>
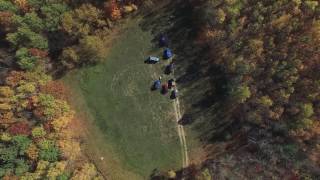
<box><xmin>0</xmin><ymin>0</ymin><xmax>18</xmax><ymax>13</ymax></box>
<box><xmin>12</xmin><ymin>135</ymin><xmax>31</xmax><ymax>156</ymax></box>
<box><xmin>78</xmin><ymin>35</ymin><xmax>107</xmax><ymax>64</ymax></box>
<box><xmin>12</xmin><ymin>12</ymin><xmax>44</xmax><ymax>32</ymax></box>
<box><xmin>38</xmin><ymin>140</ymin><xmax>60</xmax><ymax>162</ymax></box>
<box><xmin>15</xmin><ymin>48</ymin><xmax>38</xmax><ymax>70</ymax></box>
<box><xmin>0</xmin><ymin>164</ymin><xmax>14</xmax><ymax>177</ymax></box>
<box><xmin>61</xmin><ymin>47</ymin><xmax>79</xmax><ymax>69</ymax></box>
<box><xmin>0</xmin><ymin>144</ymin><xmax>17</xmax><ymax>163</ymax></box>
<box><xmin>230</xmin><ymin>85</ymin><xmax>251</xmax><ymax>103</ymax></box>
<box><xmin>27</xmin><ymin>0</ymin><xmax>46</xmax><ymax>10</ymax></box>
<box><xmin>31</xmin><ymin>126</ymin><xmax>46</xmax><ymax>138</ymax></box>
<box><xmin>216</xmin><ymin>8</ymin><xmax>226</xmax><ymax>24</ymax></box>
<box><xmin>226</xmin><ymin>0</ymin><xmax>243</xmax><ymax>17</ymax></box>
<box><xmin>6</xmin><ymin>27</ymin><xmax>48</xmax><ymax>49</ymax></box>
<box><xmin>300</xmin><ymin>103</ymin><xmax>314</xmax><ymax>118</ymax></box>
<box><xmin>304</xmin><ymin>1</ymin><xmax>319</xmax><ymax>11</ymax></box>
<box><xmin>294</xmin><ymin>103</ymin><xmax>314</xmax><ymax>129</ymax></box>
<box><xmin>260</xmin><ymin>96</ymin><xmax>273</xmax><ymax>107</ymax></box>
<box><xmin>14</xmin><ymin>159</ymin><xmax>29</xmax><ymax>175</ymax></box>
<box><xmin>57</xmin><ymin>173</ymin><xmax>70</xmax><ymax>180</ymax></box>
<box><xmin>41</xmin><ymin>3</ymin><xmax>69</xmax><ymax>31</ymax></box>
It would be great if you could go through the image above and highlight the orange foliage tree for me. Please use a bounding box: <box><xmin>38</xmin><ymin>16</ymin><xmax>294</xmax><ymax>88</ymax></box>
<box><xmin>5</xmin><ymin>71</ymin><xmax>25</xmax><ymax>87</ymax></box>
<box><xmin>40</xmin><ymin>81</ymin><xmax>67</xmax><ymax>100</ymax></box>
<box><xmin>13</xmin><ymin>0</ymin><xmax>29</xmax><ymax>13</ymax></box>
<box><xmin>105</xmin><ymin>0</ymin><xmax>121</xmax><ymax>21</ymax></box>
<box><xmin>28</xmin><ymin>48</ymin><xmax>48</xmax><ymax>59</ymax></box>
<box><xmin>0</xmin><ymin>11</ymin><xmax>14</xmax><ymax>32</ymax></box>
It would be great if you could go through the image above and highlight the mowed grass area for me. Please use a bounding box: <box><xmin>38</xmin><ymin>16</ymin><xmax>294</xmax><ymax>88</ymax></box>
<box><xmin>63</xmin><ymin>18</ymin><xmax>181</xmax><ymax>179</ymax></box>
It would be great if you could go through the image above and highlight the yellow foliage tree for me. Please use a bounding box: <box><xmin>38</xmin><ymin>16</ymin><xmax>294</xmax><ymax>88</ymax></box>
<box><xmin>26</xmin><ymin>143</ymin><xmax>39</xmax><ymax>161</ymax></box>
<box><xmin>46</xmin><ymin>161</ymin><xmax>67</xmax><ymax>179</ymax></box>
<box><xmin>0</xmin><ymin>103</ymin><xmax>12</xmax><ymax>111</ymax></box>
<box><xmin>51</xmin><ymin>112</ymin><xmax>74</xmax><ymax>132</ymax></box>
<box><xmin>167</xmin><ymin>170</ymin><xmax>176</xmax><ymax>179</ymax></box>
<box><xmin>311</xmin><ymin>20</ymin><xmax>320</xmax><ymax>43</ymax></box>
<box><xmin>57</xmin><ymin>139</ymin><xmax>81</xmax><ymax>160</ymax></box>
<box><xmin>0</xmin><ymin>86</ymin><xmax>14</xmax><ymax>97</ymax></box>
<box><xmin>36</xmin><ymin>160</ymin><xmax>50</xmax><ymax>175</ymax></box>
<box><xmin>71</xmin><ymin>163</ymin><xmax>103</xmax><ymax>180</ymax></box>
<box><xmin>0</xmin><ymin>112</ymin><xmax>15</xmax><ymax>124</ymax></box>
<box><xmin>0</xmin><ymin>133</ymin><xmax>12</xmax><ymax>142</ymax></box>
<box><xmin>13</xmin><ymin>0</ymin><xmax>29</xmax><ymax>12</ymax></box>
<box><xmin>20</xmin><ymin>160</ymin><xmax>49</xmax><ymax>179</ymax></box>
<box><xmin>19</xmin><ymin>173</ymin><xmax>41</xmax><ymax>180</ymax></box>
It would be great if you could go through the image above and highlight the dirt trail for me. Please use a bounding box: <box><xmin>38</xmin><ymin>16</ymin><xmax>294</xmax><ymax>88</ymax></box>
<box><xmin>173</xmin><ymin>94</ymin><xmax>189</xmax><ymax>168</ymax></box>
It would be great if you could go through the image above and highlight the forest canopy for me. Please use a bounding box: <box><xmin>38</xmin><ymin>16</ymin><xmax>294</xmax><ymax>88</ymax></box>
<box><xmin>0</xmin><ymin>0</ymin><xmax>138</xmax><ymax>178</ymax></box>
<box><xmin>187</xmin><ymin>0</ymin><xmax>320</xmax><ymax>178</ymax></box>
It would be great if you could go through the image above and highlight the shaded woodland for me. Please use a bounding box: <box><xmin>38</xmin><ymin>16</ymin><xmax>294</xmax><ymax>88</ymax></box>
<box><xmin>144</xmin><ymin>0</ymin><xmax>320</xmax><ymax>179</ymax></box>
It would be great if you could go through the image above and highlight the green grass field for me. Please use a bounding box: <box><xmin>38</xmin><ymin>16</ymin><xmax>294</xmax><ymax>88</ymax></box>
<box><xmin>63</xmin><ymin>18</ymin><xmax>181</xmax><ymax>179</ymax></box>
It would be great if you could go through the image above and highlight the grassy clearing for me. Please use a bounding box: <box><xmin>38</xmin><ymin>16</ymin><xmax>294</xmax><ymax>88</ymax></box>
<box><xmin>63</xmin><ymin>17</ymin><xmax>181</xmax><ymax>179</ymax></box>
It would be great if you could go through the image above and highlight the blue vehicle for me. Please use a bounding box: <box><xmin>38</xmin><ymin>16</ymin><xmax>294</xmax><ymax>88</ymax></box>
<box><xmin>146</xmin><ymin>56</ymin><xmax>160</xmax><ymax>63</ymax></box>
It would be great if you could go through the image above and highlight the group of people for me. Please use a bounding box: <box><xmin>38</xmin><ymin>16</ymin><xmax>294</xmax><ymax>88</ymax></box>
<box><xmin>151</xmin><ymin>35</ymin><xmax>178</xmax><ymax>99</ymax></box>
<box><xmin>154</xmin><ymin>76</ymin><xmax>178</xmax><ymax>99</ymax></box>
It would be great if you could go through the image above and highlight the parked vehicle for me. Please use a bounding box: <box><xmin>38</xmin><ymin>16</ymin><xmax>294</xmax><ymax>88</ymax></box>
<box><xmin>146</xmin><ymin>56</ymin><xmax>160</xmax><ymax>63</ymax></box>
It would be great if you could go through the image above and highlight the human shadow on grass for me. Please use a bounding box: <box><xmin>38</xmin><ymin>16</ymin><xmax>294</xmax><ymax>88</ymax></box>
<box><xmin>144</xmin><ymin>60</ymin><xmax>158</xmax><ymax>64</ymax></box>
<box><xmin>178</xmin><ymin>114</ymin><xmax>194</xmax><ymax>125</ymax></box>
<box><xmin>164</xmin><ymin>64</ymin><xmax>173</xmax><ymax>75</ymax></box>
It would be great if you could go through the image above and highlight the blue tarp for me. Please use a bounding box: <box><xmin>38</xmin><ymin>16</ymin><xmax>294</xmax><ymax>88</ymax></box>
<box><xmin>163</xmin><ymin>48</ymin><xmax>173</xmax><ymax>59</ymax></box>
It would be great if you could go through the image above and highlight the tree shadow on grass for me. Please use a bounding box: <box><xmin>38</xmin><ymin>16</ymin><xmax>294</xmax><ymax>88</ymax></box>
<box><xmin>139</xmin><ymin>0</ymin><xmax>238</xmax><ymax>146</ymax></box>
<box><xmin>140</xmin><ymin>2</ymin><xmax>320</xmax><ymax>178</ymax></box>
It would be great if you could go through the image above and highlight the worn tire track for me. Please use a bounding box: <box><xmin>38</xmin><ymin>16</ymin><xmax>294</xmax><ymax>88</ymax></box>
<box><xmin>173</xmin><ymin>91</ymin><xmax>189</xmax><ymax>168</ymax></box>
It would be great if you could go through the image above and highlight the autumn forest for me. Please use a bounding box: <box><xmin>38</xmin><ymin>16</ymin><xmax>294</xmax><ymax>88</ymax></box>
<box><xmin>0</xmin><ymin>0</ymin><xmax>319</xmax><ymax>179</ymax></box>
